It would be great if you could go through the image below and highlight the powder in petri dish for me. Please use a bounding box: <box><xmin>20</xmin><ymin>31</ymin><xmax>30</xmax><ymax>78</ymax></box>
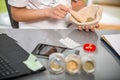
<box><xmin>66</xmin><ymin>60</ymin><xmax>79</xmax><ymax>72</ymax></box>
<box><xmin>50</xmin><ymin>61</ymin><xmax>63</xmax><ymax>71</ymax></box>
<box><xmin>83</xmin><ymin>61</ymin><xmax>94</xmax><ymax>72</ymax></box>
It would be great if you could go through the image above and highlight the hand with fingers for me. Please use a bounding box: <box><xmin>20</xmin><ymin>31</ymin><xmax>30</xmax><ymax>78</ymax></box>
<box><xmin>48</xmin><ymin>4</ymin><xmax>69</xmax><ymax>20</ymax></box>
<box><xmin>69</xmin><ymin>5</ymin><xmax>103</xmax><ymax>32</ymax></box>
<box><xmin>78</xmin><ymin>24</ymin><xmax>99</xmax><ymax>32</ymax></box>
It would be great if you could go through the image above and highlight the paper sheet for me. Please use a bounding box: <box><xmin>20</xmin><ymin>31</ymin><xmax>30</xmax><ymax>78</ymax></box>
<box><xmin>59</xmin><ymin>37</ymin><xmax>80</xmax><ymax>49</ymax></box>
<box><xmin>23</xmin><ymin>54</ymin><xmax>43</xmax><ymax>71</ymax></box>
<box><xmin>102</xmin><ymin>34</ymin><xmax>120</xmax><ymax>56</ymax></box>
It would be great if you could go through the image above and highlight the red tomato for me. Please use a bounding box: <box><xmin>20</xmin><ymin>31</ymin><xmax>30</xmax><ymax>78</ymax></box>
<box><xmin>83</xmin><ymin>43</ymin><xmax>96</xmax><ymax>52</ymax></box>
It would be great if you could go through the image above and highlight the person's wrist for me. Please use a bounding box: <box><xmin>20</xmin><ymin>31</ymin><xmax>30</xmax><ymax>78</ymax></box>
<box><xmin>45</xmin><ymin>8</ymin><xmax>52</xmax><ymax>18</ymax></box>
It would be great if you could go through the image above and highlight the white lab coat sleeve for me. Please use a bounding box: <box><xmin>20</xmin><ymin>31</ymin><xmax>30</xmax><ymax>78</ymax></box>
<box><xmin>8</xmin><ymin>0</ymin><xmax>29</xmax><ymax>7</ymax></box>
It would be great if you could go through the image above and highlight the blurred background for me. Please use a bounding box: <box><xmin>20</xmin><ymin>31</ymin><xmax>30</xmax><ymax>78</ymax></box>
<box><xmin>93</xmin><ymin>0</ymin><xmax>120</xmax><ymax>30</ymax></box>
<box><xmin>0</xmin><ymin>0</ymin><xmax>10</xmax><ymax>28</ymax></box>
<box><xmin>0</xmin><ymin>0</ymin><xmax>120</xmax><ymax>29</ymax></box>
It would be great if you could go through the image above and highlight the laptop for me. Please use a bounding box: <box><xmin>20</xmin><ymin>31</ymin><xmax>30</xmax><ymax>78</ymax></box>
<box><xmin>0</xmin><ymin>34</ymin><xmax>46</xmax><ymax>80</ymax></box>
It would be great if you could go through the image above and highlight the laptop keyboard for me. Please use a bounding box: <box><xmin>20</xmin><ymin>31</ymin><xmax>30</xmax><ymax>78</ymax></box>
<box><xmin>0</xmin><ymin>56</ymin><xmax>18</xmax><ymax>78</ymax></box>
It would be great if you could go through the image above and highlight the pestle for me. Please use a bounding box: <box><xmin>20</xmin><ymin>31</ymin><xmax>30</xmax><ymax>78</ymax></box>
<box><xmin>69</xmin><ymin>9</ymin><xmax>87</xmax><ymax>23</ymax></box>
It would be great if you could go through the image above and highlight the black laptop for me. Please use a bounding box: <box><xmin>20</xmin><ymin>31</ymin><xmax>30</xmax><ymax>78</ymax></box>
<box><xmin>0</xmin><ymin>34</ymin><xmax>46</xmax><ymax>80</ymax></box>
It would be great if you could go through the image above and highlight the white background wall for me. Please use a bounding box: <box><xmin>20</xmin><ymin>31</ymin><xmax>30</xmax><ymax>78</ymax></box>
<box><xmin>93</xmin><ymin>0</ymin><xmax>120</xmax><ymax>5</ymax></box>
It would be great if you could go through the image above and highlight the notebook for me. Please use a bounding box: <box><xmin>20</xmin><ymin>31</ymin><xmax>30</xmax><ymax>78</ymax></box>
<box><xmin>101</xmin><ymin>34</ymin><xmax>120</xmax><ymax>56</ymax></box>
<box><xmin>0</xmin><ymin>34</ymin><xmax>46</xmax><ymax>80</ymax></box>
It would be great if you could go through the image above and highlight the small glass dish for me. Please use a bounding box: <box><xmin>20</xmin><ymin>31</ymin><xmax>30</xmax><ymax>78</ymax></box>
<box><xmin>81</xmin><ymin>54</ymin><xmax>95</xmax><ymax>73</ymax></box>
<box><xmin>48</xmin><ymin>53</ymin><xmax>65</xmax><ymax>74</ymax></box>
<box><xmin>65</xmin><ymin>54</ymin><xmax>81</xmax><ymax>74</ymax></box>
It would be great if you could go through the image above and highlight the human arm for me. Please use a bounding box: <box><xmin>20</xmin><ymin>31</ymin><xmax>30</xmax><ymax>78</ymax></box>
<box><xmin>11</xmin><ymin>4</ymin><xmax>69</xmax><ymax>22</ymax></box>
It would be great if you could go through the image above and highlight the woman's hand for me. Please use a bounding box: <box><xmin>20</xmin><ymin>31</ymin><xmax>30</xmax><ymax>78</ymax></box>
<box><xmin>48</xmin><ymin>4</ymin><xmax>69</xmax><ymax>19</ymax></box>
<box><xmin>78</xmin><ymin>24</ymin><xmax>99</xmax><ymax>32</ymax></box>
